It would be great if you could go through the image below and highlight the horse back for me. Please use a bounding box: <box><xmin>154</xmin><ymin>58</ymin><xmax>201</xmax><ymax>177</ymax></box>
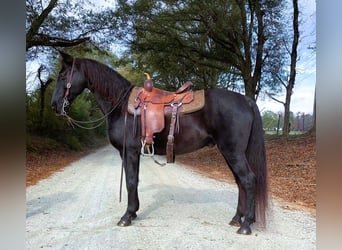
<box><xmin>152</xmin><ymin>88</ymin><xmax>255</xmax><ymax>155</ymax></box>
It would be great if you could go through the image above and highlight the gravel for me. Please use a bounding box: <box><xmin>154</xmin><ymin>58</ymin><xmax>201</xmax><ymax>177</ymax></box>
<box><xmin>26</xmin><ymin>145</ymin><xmax>316</xmax><ymax>249</ymax></box>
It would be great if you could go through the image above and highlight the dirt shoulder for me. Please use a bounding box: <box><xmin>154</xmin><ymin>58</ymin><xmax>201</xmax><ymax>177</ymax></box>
<box><xmin>26</xmin><ymin>149</ymin><xmax>94</xmax><ymax>186</ymax></box>
<box><xmin>177</xmin><ymin>134</ymin><xmax>316</xmax><ymax>215</ymax></box>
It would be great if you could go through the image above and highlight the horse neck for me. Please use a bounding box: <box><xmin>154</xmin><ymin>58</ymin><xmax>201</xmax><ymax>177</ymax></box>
<box><xmin>91</xmin><ymin>84</ymin><xmax>132</xmax><ymax>116</ymax></box>
<box><xmin>81</xmin><ymin>59</ymin><xmax>132</xmax><ymax>115</ymax></box>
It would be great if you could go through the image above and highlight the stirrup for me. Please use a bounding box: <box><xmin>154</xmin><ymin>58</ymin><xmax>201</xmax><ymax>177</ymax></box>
<box><xmin>141</xmin><ymin>139</ymin><xmax>154</xmax><ymax>157</ymax></box>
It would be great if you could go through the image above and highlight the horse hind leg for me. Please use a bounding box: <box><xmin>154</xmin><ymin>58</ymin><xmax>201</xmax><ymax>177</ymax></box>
<box><xmin>229</xmin><ymin>180</ymin><xmax>246</xmax><ymax>227</ymax></box>
<box><xmin>220</xmin><ymin>150</ymin><xmax>256</xmax><ymax>235</ymax></box>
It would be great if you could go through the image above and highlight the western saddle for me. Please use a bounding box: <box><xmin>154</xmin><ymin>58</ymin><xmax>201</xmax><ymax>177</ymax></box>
<box><xmin>128</xmin><ymin>73</ymin><xmax>203</xmax><ymax>163</ymax></box>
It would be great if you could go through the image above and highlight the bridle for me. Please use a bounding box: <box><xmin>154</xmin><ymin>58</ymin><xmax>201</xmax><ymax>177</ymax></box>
<box><xmin>60</xmin><ymin>58</ymin><xmax>133</xmax><ymax>129</ymax></box>
<box><xmin>61</xmin><ymin>58</ymin><xmax>76</xmax><ymax>116</ymax></box>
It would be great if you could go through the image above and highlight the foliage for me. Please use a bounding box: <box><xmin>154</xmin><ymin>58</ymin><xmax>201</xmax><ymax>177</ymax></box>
<box><xmin>262</xmin><ymin>110</ymin><xmax>313</xmax><ymax>134</ymax></box>
<box><xmin>26</xmin><ymin>0</ymin><xmax>125</xmax><ymax>95</ymax></box>
<box><xmin>114</xmin><ymin>0</ymin><xmax>286</xmax><ymax>98</ymax></box>
<box><xmin>26</xmin><ymin>68</ymin><xmax>107</xmax><ymax>151</ymax></box>
<box><xmin>26</xmin><ymin>0</ymin><xmax>120</xmax><ymax>57</ymax></box>
<box><xmin>262</xmin><ymin>110</ymin><xmax>279</xmax><ymax>130</ymax></box>
<box><xmin>26</xmin><ymin>0</ymin><xmax>296</xmax><ymax>99</ymax></box>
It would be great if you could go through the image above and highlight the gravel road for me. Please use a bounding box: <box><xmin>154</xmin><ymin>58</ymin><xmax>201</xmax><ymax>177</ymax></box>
<box><xmin>26</xmin><ymin>145</ymin><xmax>316</xmax><ymax>249</ymax></box>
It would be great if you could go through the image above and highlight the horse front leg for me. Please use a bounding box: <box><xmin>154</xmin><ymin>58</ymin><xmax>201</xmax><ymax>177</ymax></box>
<box><xmin>117</xmin><ymin>150</ymin><xmax>140</xmax><ymax>227</ymax></box>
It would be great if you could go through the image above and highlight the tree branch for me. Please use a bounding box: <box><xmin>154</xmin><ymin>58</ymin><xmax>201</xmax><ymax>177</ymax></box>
<box><xmin>28</xmin><ymin>34</ymin><xmax>90</xmax><ymax>48</ymax></box>
<box><xmin>275</xmin><ymin>74</ymin><xmax>288</xmax><ymax>88</ymax></box>
<box><xmin>266</xmin><ymin>92</ymin><xmax>285</xmax><ymax>105</ymax></box>
<box><xmin>26</xmin><ymin>0</ymin><xmax>58</xmax><ymax>51</ymax></box>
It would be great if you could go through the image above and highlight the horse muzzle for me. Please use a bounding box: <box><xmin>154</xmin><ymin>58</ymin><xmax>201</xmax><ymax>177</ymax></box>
<box><xmin>51</xmin><ymin>98</ymin><xmax>69</xmax><ymax>115</ymax></box>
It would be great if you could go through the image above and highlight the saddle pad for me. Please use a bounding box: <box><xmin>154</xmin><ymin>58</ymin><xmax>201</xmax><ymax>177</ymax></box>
<box><xmin>128</xmin><ymin>87</ymin><xmax>142</xmax><ymax>106</ymax></box>
<box><xmin>181</xmin><ymin>89</ymin><xmax>205</xmax><ymax>114</ymax></box>
<box><xmin>127</xmin><ymin>87</ymin><xmax>205</xmax><ymax>115</ymax></box>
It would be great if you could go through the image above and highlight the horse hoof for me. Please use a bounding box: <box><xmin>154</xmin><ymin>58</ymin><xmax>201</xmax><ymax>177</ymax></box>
<box><xmin>237</xmin><ymin>226</ymin><xmax>252</xmax><ymax>235</ymax></box>
<box><xmin>117</xmin><ymin>218</ymin><xmax>131</xmax><ymax>227</ymax></box>
<box><xmin>229</xmin><ymin>219</ymin><xmax>241</xmax><ymax>227</ymax></box>
<box><xmin>131</xmin><ymin>213</ymin><xmax>137</xmax><ymax>220</ymax></box>
<box><xmin>117</xmin><ymin>213</ymin><xmax>137</xmax><ymax>227</ymax></box>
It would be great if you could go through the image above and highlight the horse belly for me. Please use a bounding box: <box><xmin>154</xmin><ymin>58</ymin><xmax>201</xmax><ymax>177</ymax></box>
<box><xmin>153</xmin><ymin>111</ymin><xmax>215</xmax><ymax>155</ymax></box>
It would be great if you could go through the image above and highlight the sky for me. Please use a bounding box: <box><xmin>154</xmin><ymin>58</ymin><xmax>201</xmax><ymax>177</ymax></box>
<box><xmin>257</xmin><ymin>0</ymin><xmax>316</xmax><ymax>115</ymax></box>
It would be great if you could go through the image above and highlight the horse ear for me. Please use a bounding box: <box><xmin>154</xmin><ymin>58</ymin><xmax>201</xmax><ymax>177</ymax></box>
<box><xmin>58</xmin><ymin>50</ymin><xmax>74</xmax><ymax>65</ymax></box>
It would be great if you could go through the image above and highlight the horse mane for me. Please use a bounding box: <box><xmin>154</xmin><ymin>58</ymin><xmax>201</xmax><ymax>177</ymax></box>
<box><xmin>78</xmin><ymin>58</ymin><xmax>132</xmax><ymax>102</ymax></box>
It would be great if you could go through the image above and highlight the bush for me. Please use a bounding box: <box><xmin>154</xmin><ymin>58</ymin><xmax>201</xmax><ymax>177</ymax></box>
<box><xmin>61</xmin><ymin>135</ymin><xmax>84</xmax><ymax>151</ymax></box>
<box><xmin>26</xmin><ymin>135</ymin><xmax>63</xmax><ymax>152</ymax></box>
<box><xmin>26</xmin><ymin>81</ymin><xmax>107</xmax><ymax>152</ymax></box>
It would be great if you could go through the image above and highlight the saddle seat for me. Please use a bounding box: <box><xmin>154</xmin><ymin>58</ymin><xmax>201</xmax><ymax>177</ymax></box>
<box><xmin>141</xmin><ymin>80</ymin><xmax>193</xmax><ymax>104</ymax></box>
<box><xmin>127</xmin><ymin>76</ymin><xmax>204</xmax><ymax>163</ymax></box>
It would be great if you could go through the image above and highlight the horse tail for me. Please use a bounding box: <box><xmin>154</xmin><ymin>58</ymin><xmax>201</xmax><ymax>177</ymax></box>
<box><xmin>246</xmin><ymin>99</ymin><xmax>268</xmax><ymax>226</ymax></box>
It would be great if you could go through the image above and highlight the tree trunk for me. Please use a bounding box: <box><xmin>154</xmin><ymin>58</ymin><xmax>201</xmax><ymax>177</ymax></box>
<box><xmin>282</xmin><ymin>0</ymin><xmax>299</xmax><ymax>137</ymax></box>
<box><xmin>283</xmin><ymin>87</ymin><xmax>292</xmax><ymax>136</ymax></box>
<box><xmin>39</xmin><ymin>79</ymin><xmax>53</xmax><ymax>128</ymax></box>
<box><xmin>308</xmin><ymin>86</ymin><xmax>316</xmax><ymax>135</ymax></box>
<box><xmin>237</xmin><ymin>0</ymin><xmax>265</xmax><ymax>100</ymax></box>
<box><xmin>244</xmin><ymin>77</ymin><xmax>258</xmax><ymax>99</ymax></box>
<box><xmin>37</xmin><ymin>65</ymin><xmax>53</xmax><ymax>128</ymax></box>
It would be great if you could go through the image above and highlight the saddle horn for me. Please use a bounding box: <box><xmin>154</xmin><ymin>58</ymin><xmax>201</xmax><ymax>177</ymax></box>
<box><xmin>143</xmin><ymin>73</ymin><xmax>153</xmax><ymax>92</ymax></box>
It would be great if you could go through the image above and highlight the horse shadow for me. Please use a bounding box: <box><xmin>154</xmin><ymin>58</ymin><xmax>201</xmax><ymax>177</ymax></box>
<box><xmin>137</xmin><ymin>183</ymin><xmax>237</xmax><ymax>221</ymax></box>
<box><xmin>26</xmin><ymin>192</ymin><xmax>76</xmax><ymax>218</ymax></box>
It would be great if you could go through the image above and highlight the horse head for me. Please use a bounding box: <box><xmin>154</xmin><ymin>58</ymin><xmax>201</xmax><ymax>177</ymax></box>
<box><xmin>51</xmin><ymin>51</ymin><xmax>88</xmax><ymax>115</ymax></box>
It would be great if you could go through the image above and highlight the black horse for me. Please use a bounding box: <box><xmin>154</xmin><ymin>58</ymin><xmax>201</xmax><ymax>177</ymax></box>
<box><xmin>51</xmin><ymin>51</ymin><xmax>268</xmax><ymax>235</ymax></box>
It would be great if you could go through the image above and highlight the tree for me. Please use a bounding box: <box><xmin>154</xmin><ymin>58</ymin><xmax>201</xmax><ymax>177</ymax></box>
<box><xmin>26</xmin><ymin>0</ymin><xmax>87</xmax><ymax>51</ymax></box>
<box><xmin>282</xmin><ymin>0</ymin><xmax>299</xmax><ymax>136</ymax></box>
<box><xmin>26</xmin><ymin>0</ymin><xmax>119</xmax><ymax>59</ymax></box>
<box><xmin>26</xmin><ymin>0</ymin><xmax>127</xmax><ymax>94</ymax></box>
<box><xmin>115</xmin><ymin>0</ymin><xmax>285</xmax><ymax>99</ymax></box>
<box><xmin>308</xmin><ymin>87</ymin><xmax>316</xmax><ymax>134</ymax></box>
<box><xmin>37</xmin><ymin>65</ymin><xmax>53</xmax><ymax>127</ymax></box>
<box><xmin>265</xmin><ymin>0</ymin><xmax>299</xmax><ymax>137</ymax></box>
<box><xmin>262</xmin><ymin>110</ymin><xmax>278</xmax><ymax>130</ymax></box>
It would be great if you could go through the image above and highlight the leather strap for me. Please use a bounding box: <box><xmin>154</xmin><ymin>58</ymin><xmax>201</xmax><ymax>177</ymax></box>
<box><xmin>140</xmin><ymin>102</ymin><xmax>147</xmax><ymax>139</ymax></box>
<box><xmin>119</xmin><ymin>111</ymin><xmax>128</xmax><ymax>203</ymax></box>
<box><xmin>166</xmin><ymin>103</ymin><xmax>179</xmax><ymax>163</ymax></box>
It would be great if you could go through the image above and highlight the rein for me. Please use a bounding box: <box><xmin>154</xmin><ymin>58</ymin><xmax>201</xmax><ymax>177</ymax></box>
<box><xmin>62</xmin><ymin>87</ymin><xmax>131</xmax><ymax>130</ymax></box>
<box><xmin>119</xmin><ymin>111</ymin><xmax>128</xmax><ymax>203</ymax></box>
<box><xmin>60</xmin><ymin>58</ymin><xmax>134</xmax><ymax>203</ymax></box>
